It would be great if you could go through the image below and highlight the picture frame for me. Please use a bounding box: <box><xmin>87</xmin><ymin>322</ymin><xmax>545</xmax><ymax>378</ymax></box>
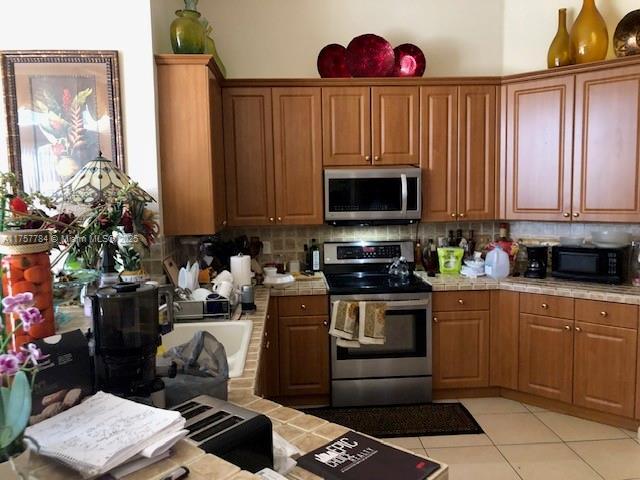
<box><xmin>1</xmin><ymin>50</ymin><xmax>125</xmax><ymax>196</ymax></box>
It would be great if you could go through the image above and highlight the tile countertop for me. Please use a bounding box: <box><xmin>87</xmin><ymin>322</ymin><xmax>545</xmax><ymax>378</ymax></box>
<box><xmin>416</xmin><ymin>272</ymin><xmax>640</xmax><ymax>305</ymax></box>
<box><xmin>18</xmin><ymin>277</ymin><xmax>447</xmax><ymax>480</ymax></box>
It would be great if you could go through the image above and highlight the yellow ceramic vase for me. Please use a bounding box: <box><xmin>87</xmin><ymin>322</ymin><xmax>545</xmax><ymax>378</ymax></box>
<box><xmin>570</xmin><ymin>0</ymin><xmax>609</xmax><ymax>64</ymax></box>
<box><xmin>548</xmin><ymin>8</ymin><xmax>573</xmax><ymax>68</ymax></box>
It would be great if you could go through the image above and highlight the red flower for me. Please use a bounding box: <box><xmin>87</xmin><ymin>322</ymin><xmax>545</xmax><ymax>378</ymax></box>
<box><xmin>62</xmin><ymin>88</ymin><xmax>72</xmax><ymax>111</ymax></box>
<box><xmin>9</xmin><ymin>196</ymin><xmax>28</xmax><ymax>214</ymax></box>
<box><xmin>120</xmin><ymin>210</ymin><xmax>133</xmax><ymax>233</ymax></box>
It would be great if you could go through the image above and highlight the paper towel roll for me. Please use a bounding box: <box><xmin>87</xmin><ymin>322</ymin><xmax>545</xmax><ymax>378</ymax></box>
<box><xmin>230</xmin><ymin>253</ymin><xmax>252</xmax><ymax>287</ymax></box>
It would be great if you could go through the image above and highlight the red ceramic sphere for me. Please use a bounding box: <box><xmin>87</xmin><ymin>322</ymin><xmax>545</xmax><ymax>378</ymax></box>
<box><xmin>317</xmin><ymin>43</ymin><xmax>350</xmax><ymax>78</ymax></box>
<box><xmin>346</xmin><ymin>34</ymin><xmax>395</xmax><ymax>77</ymax></box>
<box><xmin>392</xmin><ymin>44</ymin><xmax>426</xmax><ymax>77</ymax></box>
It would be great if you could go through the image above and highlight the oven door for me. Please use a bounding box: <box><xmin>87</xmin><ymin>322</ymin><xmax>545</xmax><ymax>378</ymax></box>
<box><xmin>324</xmin><ymin>168</ymin><xmax>421</xmax><ymax>223</ymax></box>
<box><xmin>330</xmin><ymin>296</ymin><xmax>431</xmax><ymax>380</ymax></box>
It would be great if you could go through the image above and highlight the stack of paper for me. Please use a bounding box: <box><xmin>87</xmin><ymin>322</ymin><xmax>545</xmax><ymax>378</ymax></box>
<box><xmin>24</xmin><ymin>391</ymin><xmax>187</xmax><ymax>478</ymax></box>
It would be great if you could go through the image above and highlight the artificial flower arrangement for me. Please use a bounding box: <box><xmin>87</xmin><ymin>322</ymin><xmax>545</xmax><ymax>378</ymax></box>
<box><xmin>0</xmin><ymin>169</ymin><xmax>158</xmax><ymax>466</ymax></box>
<box><xmin>0</xmin><ymin>292</ymin><xmax>47</xmax><ymax>461</ymax></box>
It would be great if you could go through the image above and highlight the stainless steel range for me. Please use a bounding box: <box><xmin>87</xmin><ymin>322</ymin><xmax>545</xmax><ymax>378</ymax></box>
<box><xmin>324</xmin><ymin>241</ymin><xmax>432</xmax><ymax>407</ymax></box>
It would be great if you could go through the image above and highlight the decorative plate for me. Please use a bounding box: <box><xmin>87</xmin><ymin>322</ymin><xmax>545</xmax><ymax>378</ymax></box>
<box><xmin>392</xmin><ymin>43</ymin><xmax>426</xmax><ymax>77</ymax></box>
<box><xmin>346</xmin><ymin>34</ymin><xmax>395</xmax><ymax>77</ymax></box>
<box><xmin>317</xmin><ymin>43</ymin><xmax>351</xmax><ymax>77</ymax></box>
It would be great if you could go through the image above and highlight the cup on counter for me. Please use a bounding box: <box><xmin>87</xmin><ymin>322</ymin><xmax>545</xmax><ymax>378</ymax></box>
<box><xmin>263</xmin><ymin>267</ymin><xmax>277</xmax><ymax>278</ymax></box>
<box><xmin>212</xmin><ymin>280</ymin><xmax>234</xmax><ymax>299</ymax></box>
<box><xmin>288</xmin><ymin>260</ymin><xmax>301</xmax><ymax>274</ymax></box>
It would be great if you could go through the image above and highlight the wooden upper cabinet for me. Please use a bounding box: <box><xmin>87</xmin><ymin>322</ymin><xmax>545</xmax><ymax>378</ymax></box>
<box><xmin>322</xmin><ymin>87</ymin><xmax>371</xmax><ymax>166</ymax></box>
<box><xmin>504</xmin><ymin>77</ymin><xmax>574</xmax><ymax>221</ymax></box>
<box><xmin>458</xmin><ymin>85</ymin><xmax>497</xmax><ymax>220</ymax></box>
<box><xmin>155</xmin><ymin>57</ymin><xmax>226</xmax><ymax>235</ymax></box>
<box><xmin>420</xmin><ymin>86</ymin><xmax>458</xmax><ymax>221</ymax></box>
<box><xmin>421</xmin><ymin>85</ymin><xmax>496</xmax><ymax>222</ymax></box>
<box><xmin>519</xmin><ymin>313</ymin><xmax>574</xmax><ymax>403</ymax></box>
<box><xmin>433</xmin><ymin>310</ymin><xmax>490</xmax><ymax>389</ymax></box>
<box><xmin>272</xmin><ymin>88</ymin><xmax>323</xmax><ymax>225</ymax></box>
<box><xmin>574</xmin><ymin>321</ymin><xmax>637</xmax><ymax>417</ymax></box>
<box><xmin>573</xmin><ymin>65</ymin><xmax>640</xmax><ymax>222</ymax></box>
<box><xmin>372</xmin><ymin>86</ymin><xmax>420</xmax><ymax>165</ymax></box>
<box><xmin>223</xmin><ymin>88</ymin><xmax>275</xmax><ymax>226</ymax></box>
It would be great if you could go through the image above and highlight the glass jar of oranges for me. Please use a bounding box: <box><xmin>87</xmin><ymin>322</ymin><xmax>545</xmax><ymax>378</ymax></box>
<box><xmin>0</xmin><ymin>229</ymin><xmax>55</xmax><ymax>346</ymax></box>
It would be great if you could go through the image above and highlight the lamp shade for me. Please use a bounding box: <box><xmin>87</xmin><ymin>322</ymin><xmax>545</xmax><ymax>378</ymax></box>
<box><xmin>52</xmin><ymin>153</ymin><xmax>154</xmax><ymax>205</ymax></box>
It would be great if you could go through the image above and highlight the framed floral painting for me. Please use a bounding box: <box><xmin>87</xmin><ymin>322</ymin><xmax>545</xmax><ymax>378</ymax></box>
<box><xmin>1</xmin><ymin>50</ymin><xmax>125</xmax><ymax>196</ymax></box>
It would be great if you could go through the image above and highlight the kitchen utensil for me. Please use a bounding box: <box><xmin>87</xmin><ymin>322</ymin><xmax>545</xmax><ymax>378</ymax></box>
<box><xmin>192</xmin><ymin>288</ymin><xmax>213</xmax><ymax>302</ymax></box>
<box><xmin>590</xmin><ymin>230</ymin><xmax>632</xmax><ymax>248</ymax></box>
<box><xmin>163</xmin><ymin>256</ymin><xmax>180</xmax><ymax>286</ymax></box>
<box><xmin>189</xmin><ymin>262</ymin><xmax>199</xmax><ymax>290</ymax></box>
<box><xmin>559</xmin><ymin>236</ymin><xmax>585</xmax><ymax>246</ymax></box>
<box><xmin>524</xmin><ymin>245</ymin><xmax>548</xmax><ymax>279</ymax></box>
<box><xmin>288</xmin><ymin>260</ymin><xmax>301</xmax><ymax>274</ymax></box>
<box><xmin>212</xmin><ymin>280</ymin><xmax>234</xmax><ymax>299</ymax></box>
<box><xmin>240</xmin><ymin>285</ymin><xmax>256</xmax><ymax>312</ymax></box>
<box><xmin>263</xmin><ymin>273</ymin><xmax>295</xmax><ymax>288</ymax></box>
<box><xmin>91</xmin><ymin>282</ymin><xmax>175</xmax><ymax>401</ymax></box>
<box><xmin>263</xmin><ymin>267</ymin><xmax>277</xmax><ymax>278</ymax></box>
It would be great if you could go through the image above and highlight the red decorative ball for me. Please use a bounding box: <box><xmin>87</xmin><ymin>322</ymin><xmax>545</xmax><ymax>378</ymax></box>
<box><xmin>317</xmin><ymin>44</ymin><xmax>350</xmax><ymax>78</ymax></box>
<box><xmin>346</xmin><ymin>34</ymin><xmax>395</xmax><ymax>77</ymax></box>
<box><xmin>392</xmin><ymin>44</ymin><xmax>426</xmax><ymax>77</ymax></box>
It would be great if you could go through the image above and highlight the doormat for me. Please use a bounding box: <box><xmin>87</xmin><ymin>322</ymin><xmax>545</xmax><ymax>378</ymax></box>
<box><xmin>303</xmin><ymin>402</ymin><xmax>483</xmax><ymax>438</ymax></box>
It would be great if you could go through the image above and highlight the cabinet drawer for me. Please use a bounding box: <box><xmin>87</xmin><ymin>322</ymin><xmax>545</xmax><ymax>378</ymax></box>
<box><xmin>574</xmin><ymin>299</ymin><xmax>638</xmax><ymax>330</ymax></box>
<box><xmin>278</xmin><ymin>295</ymin><xmax>328</xmax><ymax>317</ymax></box>
<box><xmin>520</xmin><ymin>293</ymin><xmax>574</xmax><ymax>320</ymax></box>
<box><xmin>433</xmin><ymin>291</ymin><xmax>490</xmax><ymax>312</ymax></box>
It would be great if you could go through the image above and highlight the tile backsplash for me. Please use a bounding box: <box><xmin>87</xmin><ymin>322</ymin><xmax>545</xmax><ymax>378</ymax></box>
<box><xmin>166</xmin><ymin>221</ymin><xmax>640</xmax><ymax>269</ymax></box>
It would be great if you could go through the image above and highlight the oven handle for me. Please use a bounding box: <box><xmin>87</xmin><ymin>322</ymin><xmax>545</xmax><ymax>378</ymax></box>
<box><xmin>401</xmin><ymin>174</ymin><xmax>408</xmax><ymax>215</ymax></box>
<box><xmin>386</xmin><ymin>299</ymin><xmax>430</xmax><ymax>308</ymax></box>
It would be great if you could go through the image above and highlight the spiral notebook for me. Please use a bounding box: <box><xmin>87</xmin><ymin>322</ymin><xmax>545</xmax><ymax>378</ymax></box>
<box><xmin>24</xmin><ymin>391</ymin><xmax>186</xmax><ymax>478</ymax></box>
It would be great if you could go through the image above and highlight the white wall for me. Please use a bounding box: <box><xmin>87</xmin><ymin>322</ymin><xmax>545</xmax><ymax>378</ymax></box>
<box><xmin>152</xmin><ymin>0</ymin><xmax>506</xmax><ymax>77</ymax></box>
<box><xmin>0</xmin><ymin>0</ymin><xmax>161</xmax><ymax>203</ymax></box>
<box><xmin>151</xmin><ymin>0</ymin><xmax>639</xmax><ymax>77</ymax></box>
<box><xmin>502</xmin><ymin>0</ymin><xmax>639</xmax><ymax>74</ymax></box>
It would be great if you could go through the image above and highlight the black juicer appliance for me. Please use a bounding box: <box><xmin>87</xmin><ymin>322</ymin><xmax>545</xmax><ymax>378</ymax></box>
<box><xmin>524</xmin><ymin>246</ymin><xmax>548</xmax><ymax>279</ymax></box>
<box><xmin>92</xmin><ymin>282</ymin><xmax>175</xmax><ymax>406</ymax></box>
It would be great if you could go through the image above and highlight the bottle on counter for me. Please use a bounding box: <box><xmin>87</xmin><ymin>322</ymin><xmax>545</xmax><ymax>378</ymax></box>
<box><xmin>310</xmin><ymin>239</ymin><xmax>320</xmax><ymax>272</ymax></box>
<box><xmin>455</xmin><ymin>229</ymin><xmax>463</xmax><ymax>247</ymax></box>
<box><xmin>414</xmin><ymin>241</ymin><xmax>424</xmax><ymax>271</ymax></box>
<box><xmin>423</xmin><ymin>239</ymin><xmax>439</xmax><ymax>276</ymax></box>
<box><xmin>447</xmin><ymin>230</ymin><xmax>456</xmax><ymax>247</ymax></box>
<box><xmin>466</xmin><ymin>230</ymin><xmax>476</xmax><ymax>258</ymax></box>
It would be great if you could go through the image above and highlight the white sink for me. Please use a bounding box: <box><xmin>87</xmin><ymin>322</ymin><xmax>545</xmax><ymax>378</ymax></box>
<box><xmin>161</xmin><ymin>320</ymin><xmax>253</xmax><ymax>378</ymax></box>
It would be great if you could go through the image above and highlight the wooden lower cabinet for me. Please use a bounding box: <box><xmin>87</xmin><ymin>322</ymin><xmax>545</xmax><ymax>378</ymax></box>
<box><xmin>490</xmin><ymin>290</ymin><xmax>519</xmax><ymax>389</ymax></box>
<box><xmin>574</xmin><ymin>321</ymin><xmax>637</xmax><ymax>417</ymax></box>
<box><xmin>259</xmin><ymin>299</ymin><xmax>280</xmax><ymax>397</ymax></box>
<box><xmin>519</xmin><ymin>314</ymin><xmax>574</xmax><ymax>403</ymax></box>
<box><xmin>433</xmin><ymin>310</ymin><xmax>489</xmax><ymax>389</ymax></box>
<box><xmin>278</xmin><ymin>315</ymin><xmax>330</xmax><ymax>396</ymax></box>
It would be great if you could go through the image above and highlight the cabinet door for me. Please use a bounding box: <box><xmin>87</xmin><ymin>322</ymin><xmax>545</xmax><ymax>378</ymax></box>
<box><xmin>433</xmin><ymin>310</ymin><xmax>489</xmax><ymax>389</ymax></box>
<box><xmin>573</xmin><ymin>66</ymin><xmax>640</xmax><ymax>222</ymax></box>
<box><xmin>420</xmin><ymin>86</ymin><xmax>458</xmax><ymax>221</ymax></box>
<box><xmin>490</xmin><ymin>291</ymin><xmax>519</xmax><ymax>390</ymax></box>
<box><xmin>156</xmin><ymin>63</ymin><xmax>216</xmax><ymax>235</ymax></box>
<box><xmin>372</xmin><ymin>86</ymin><xmax>420</xmax><ymax>165</ymax></box>
<box><xmin>278</xmin><ymin>315</ymin><xmax>329</xmax><ymax>396</ymax></box>
<box><xmin>261</xmin><ymin>298</ymin><xmax>280</xmax><ymax>398</ymax></box>
<box><xmin>209</xmin><ymin>76</ymin><xmax>227</xmax><ymax>231</ymax></box>
<box><xmin>519</xmin><ymin>314</ymin><xmax>574</xmax><ymax>403</ymax></box>
<box><xmin>504</xmin><ymin>77</ymin><xmax>574</xmax><ymax>221</ymax></box>
<box><xmin>574</xmin><ymin>321</ymin><xmax>637</xmax><ymax>417</ymax></box>
<box><xmin>272</xmin><ymin>88</ymin><xmax>323</xmax><ymax>225</ymax></box>
<box><xmin>322</xmin><ymin>87</ymin><xmax>371</xmax><ymax>166</ymax></box>
<box><xmin>223</xmin><ymin>88</ymin><xmax>275</xmax><ymax>226</ymax></box>
<box><xmin>458</xmin><ymin>85</ymin><xmax>497</xmax><ymax>220</ymax></box>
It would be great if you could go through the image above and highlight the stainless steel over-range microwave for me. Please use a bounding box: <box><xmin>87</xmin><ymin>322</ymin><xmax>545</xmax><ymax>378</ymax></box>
<box><xmin>324</xmin><ymin>167</ymin><xmax>422</xmax><ymax>225</ymax></box>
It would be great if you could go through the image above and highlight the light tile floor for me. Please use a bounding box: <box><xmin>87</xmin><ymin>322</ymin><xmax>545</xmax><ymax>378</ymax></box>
<box><xmin>385</xmin><ymin>397</ymin><xmax>640</xmax><ymax>480</ymax></box>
